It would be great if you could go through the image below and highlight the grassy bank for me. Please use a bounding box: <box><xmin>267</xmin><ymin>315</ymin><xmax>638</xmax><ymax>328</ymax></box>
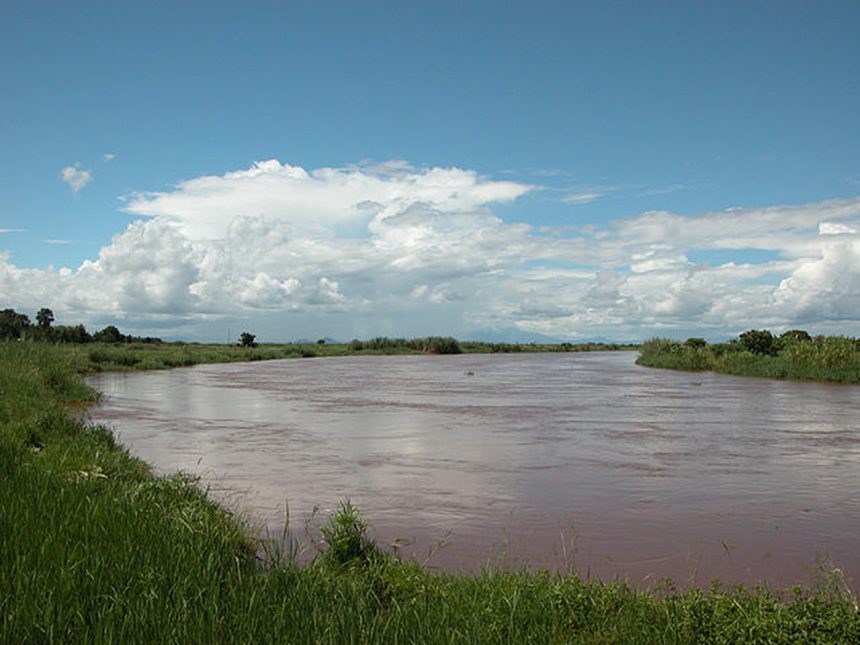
<box><xmin>54</xmin><ymin>337</ymin><xmax>637</xmax><ymax>373</ymax></box>
<box><xmin>637</xmin><ymin>334</ymin><xmax>860</xmax><ymax>384</ymax></box>
<box><xmin>2</xmin><ymin>341</ymin><xmax>858</xmax><ymax>642</ymax></box>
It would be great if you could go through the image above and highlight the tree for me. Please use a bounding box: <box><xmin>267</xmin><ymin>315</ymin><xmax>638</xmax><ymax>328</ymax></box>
<box><xmin>93</xmin><ymin>325</ymin><xmax>125</xmax><ymax>343</ymax></box>
<box><xmin>239</xmin><ymin>332</ymin><xmax>257</xmax><ymax>348</ymax></box>
<box><xmin>739</xmin><ymin>329</ymin><xmax>778</xmax><ymax>356</ymax></box>
<box><xmin>36</xmin><ymin>308</ymin><xmax>54</xmax><ymax>329</ymax></box>
<box><xmin>780</xmin><ymin>329</ymin><xmax>811</xmax><ymax>343</ymax></box>
<box><xmin>0</xmin><ymin>308</ymin><xmax>31</xmax><ymax>339</ymax></box>
<box><xmin>54</xmin><ymin>324</ymin><xmax>92</xmax><ymax>344</ymax></box>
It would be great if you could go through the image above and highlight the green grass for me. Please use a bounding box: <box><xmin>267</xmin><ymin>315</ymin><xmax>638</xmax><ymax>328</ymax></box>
<box><xmin>2</xmin><ymin>340</ymin><xmax>858</xmax><ymax>642</ymax></box>
<box><xmin>637</xmin><ymin>337</ymin><xmax>860</xmax><ymax>384</ymax></box>
<box><xmin>46</xmin><ymin>337</ymin><xmax>639</xmax><ymax>375</ymax></box>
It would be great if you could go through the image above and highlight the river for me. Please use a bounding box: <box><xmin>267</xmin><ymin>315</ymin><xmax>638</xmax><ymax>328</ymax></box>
<box><xmin>86</xmin><ymin>351</ymin><xmax>860</xmax><ymax>589</ymax></box>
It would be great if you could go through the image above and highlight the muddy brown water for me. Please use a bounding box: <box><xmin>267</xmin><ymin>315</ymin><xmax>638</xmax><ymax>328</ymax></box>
<box><xmin>86</xmin><ymin>352</ymin><xmax>860</xmax><ymax>589</ymax></box>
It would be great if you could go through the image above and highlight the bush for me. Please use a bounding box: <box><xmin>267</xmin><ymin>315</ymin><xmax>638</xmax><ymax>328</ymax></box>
<box><xmin>739</xmin><ymin>329</ymin><xmax>778</xmax><ymax>356</ymax></box>
<box><xmin>780</xmin><ymin>329</ymin><xmax>812</xmax><ymax>343</ymax></box>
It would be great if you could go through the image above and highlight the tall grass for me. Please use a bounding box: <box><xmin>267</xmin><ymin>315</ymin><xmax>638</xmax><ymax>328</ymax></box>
<box><xmin>2</xmin><ymin>340</ymin><xmax>858</xmax><ymax>642</ymax></box>
<box><xmin>637</xmin><ymin>336</ymin><xmax>860</xmax><ymax>384</ymax></box>
<box><xmin>45</xmin><ymin>338</ymin><xmax>639</xmax><ymax>374</ymax></box>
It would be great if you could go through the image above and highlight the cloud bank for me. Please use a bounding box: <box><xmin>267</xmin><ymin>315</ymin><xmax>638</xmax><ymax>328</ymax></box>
<box><xmin>5</xmin><ymin>160</ymin><xmax>860</xmax><ymax>340</ymax></box>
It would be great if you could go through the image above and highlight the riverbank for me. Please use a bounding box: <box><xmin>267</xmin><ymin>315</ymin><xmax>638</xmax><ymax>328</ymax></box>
<box><xmin>2</xmin><ymin>341</ymin><xmax>858</xmax><ymax>642</ymax></box>
<box><xmin>60</xmin><ymin>337</ymin><xmax>638</xmax><ymax>373</ymax></box>
<box><xmin>637</xmin><ymin>335</ymin><xmax>860</xmax><ymax>384</ymax></box>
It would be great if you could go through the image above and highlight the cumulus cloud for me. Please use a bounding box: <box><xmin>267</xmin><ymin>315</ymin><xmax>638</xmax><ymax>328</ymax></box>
<box><xmin>774</xmin><ymin>234</ymin><xmax>860</xmax><ymax>321</ymax></box>
<box><xmin>4</xmin><ymin>159</ymin><xmax>860</xmax><ymax>340</ymax></box>
<box><xmin>125</xmin><ymin>159</ymin><xmax>532</xmax><ymax>240</ymax></box>
<box><xmin>60</xmin><ymin>164</ymin><xmax>92</xmax><ymax>193</ymax></box>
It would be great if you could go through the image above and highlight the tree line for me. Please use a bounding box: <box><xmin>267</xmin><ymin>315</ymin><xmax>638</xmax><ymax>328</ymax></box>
<box><xmin>0</xmin><ymin>307</ymin><xmax>161</xmax><ymax>344</ymax></box>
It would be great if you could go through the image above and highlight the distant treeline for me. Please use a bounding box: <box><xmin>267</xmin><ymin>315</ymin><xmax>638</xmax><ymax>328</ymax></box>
<box><xmin>0</xmin><ymin>307</ymin><xmax>161</xmax><ymax>344</ymax></box>
<box><xmin>461</xmin><ymin>341</ymin><xmax>637</xmax><ymax>354</ymax></box>
<box><xmin>347</xmin><ymin>336</ymin><xmax>463</xmax><ymax>354</ymax></box>
<box><xmin>346</xmin><ymin>337</ymin><xmax>637</xmax><ymax>355</ymax></box>
<box><xmin>638</xmin><ymin>329</ymin><xmax>860</xmax><ymax>384</ymax></box>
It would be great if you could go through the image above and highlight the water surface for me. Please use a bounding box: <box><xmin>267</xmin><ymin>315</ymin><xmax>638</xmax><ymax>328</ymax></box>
<box><xmin>87</xmin><ymin>352</ymin><xmax>860</xmax><ymax>588</ymax></box>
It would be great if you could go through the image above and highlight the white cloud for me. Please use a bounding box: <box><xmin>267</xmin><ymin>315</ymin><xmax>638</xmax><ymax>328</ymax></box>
<box><xmin>3</xmin><ymin>159</ymin><xmax>860</xmax><ymax>340</ymax></box>
<box><xmin>819</xmin><ymin>222</ymin><xmax>857</xmax><ymax>235</ymax></box>
<box><xmin>774</xmin><ymin>235</ymin><xmax>860</xmax><ymax>321</ymax></box>
<box><xmin>561</xmin><ymin>191</ymin><xmax>605</xmax><ymax>205</ymax></box>
<box><xmin>125</xmin><ymin>159</ymin><xmax>532</xmax><ymax>241</ymax></box>
<box><xmin>103</xmin><ymin>153</ymin><xmax>115</xmax><ymax>162</ymax></box>
<box><xmin>60</xmin><ymin>164</ymin><xmax>92</xmax><ymax>193</ymax></box>
<box><xmin>233</xmin><ymin>272</ymin><xmax>301</xmax><ymax>310</ymax></box>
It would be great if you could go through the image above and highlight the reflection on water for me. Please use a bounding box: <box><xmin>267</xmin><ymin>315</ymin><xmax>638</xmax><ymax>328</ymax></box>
<box><xmin>86</xmin><ymin>352</ymin><xmax>860</xmax><ymax>588</ymax></box>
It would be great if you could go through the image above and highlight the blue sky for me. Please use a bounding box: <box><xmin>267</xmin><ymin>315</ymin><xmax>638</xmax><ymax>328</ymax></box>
<box><xmin>1</xmin><ymin>1</ymin><xmax>859</xmax><ymax>341</ymax></box>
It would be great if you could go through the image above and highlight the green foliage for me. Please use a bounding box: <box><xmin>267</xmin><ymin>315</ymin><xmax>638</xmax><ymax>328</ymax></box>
<box><xmin>93</xmin><ymin>324</ymin><xmax>126</xmax><ymax>343</ymax></box>
<box><xmin>781</xmin><ymin>329</ymin><xmax>812</xmax><ymax>343</ymax></box>
<box><xmin>0</xmin><ymin>307</ymin><xmax>31</xmax><ymax>339</ymax></box>
<box><xmin>239</xmin><ymin>331</ymin><xmax>258</xmax><ymax>348</ymax></box>
<box><xmin>739</xmin><ymin>329</ymin><xmax>778</xmax><ymax>356</ymax></box>
<box><xmin>88</xmin><ymin>346</ymin><xmax>142</xmax><ymax>367</ymax></box>
<box><xmin>639</xmin><ymin>331</ymin><xmax>860</xmax><ymax>384</ymax></box>
<box><xmin>320</xmin><ymin>500</ymin><xmax>382</xmax><ymax>568</ymax></box>
<box><xmin>345</xmin><ymin>336</ymin><xmax>462</xmax><ymax>354</ymax></box>
<box><xmin>637</xmin><ymin>338</ymin><xmax>715</xmax><ymax>372</ymax></box>
<box><xmin>50</xmin><ymin>324</ymin><xmax>93</xmax><ymax>343</ymax></box>
<box><xmin>1</xmin><ymin>308</ymin><xmax>162</xmax><ymax>344</ymax></box>
<box><xmin>2</xmin><ymin>342</ymin><xmax>859</xmax><ymax>642</ymax></box>
<box><xmin>412</xmin><ymin>336</ymin><xmax>462</xmax><ymax>354</ymax></box>
<box><xmin>35</xmin><ymin>307</ymin><xmax>54</xmax><ymax>329</ymax></box>
<box><xmin>783</xmin><ymin>335</ymin><xmax>855</xmax><ymax>369</ymax></box>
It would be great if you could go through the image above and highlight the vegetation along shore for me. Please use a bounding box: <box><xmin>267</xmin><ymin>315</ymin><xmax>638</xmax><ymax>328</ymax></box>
<box><xmin>2</xmin><ymin>338</ymin><xmax>859</xmax><ymax>642</ymax></box>
<box><xmin>637</xmin><ymin>330</ymin><xmax>860</xmax><ymax>385</ymax></box>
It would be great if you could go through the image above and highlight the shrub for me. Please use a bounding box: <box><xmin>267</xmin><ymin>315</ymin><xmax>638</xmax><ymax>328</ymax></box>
<box><xmin>739</xmin><ymin>329</ymin><xmax>778</xmax><ymax>356</ymax></box>
<box><xmin>780</xmin><ymin>329</ymin><xmax>812</xmax><ymax>343</ymax></box>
